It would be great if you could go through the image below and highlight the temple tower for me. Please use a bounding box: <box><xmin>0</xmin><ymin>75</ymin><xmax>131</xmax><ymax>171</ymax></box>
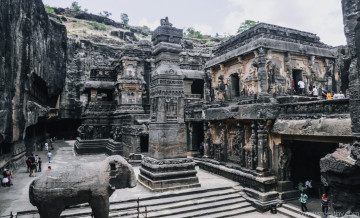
<box><xmin>138</xmin><ymin>17</ymin><xmax>200</xmax><ymax>191</ymax></box>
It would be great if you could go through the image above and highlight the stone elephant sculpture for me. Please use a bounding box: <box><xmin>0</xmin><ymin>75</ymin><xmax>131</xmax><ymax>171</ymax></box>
<box><xmin>29</xmin><ymin>155</ymin><xmax>136</xmax><ymax>218</ymax></box>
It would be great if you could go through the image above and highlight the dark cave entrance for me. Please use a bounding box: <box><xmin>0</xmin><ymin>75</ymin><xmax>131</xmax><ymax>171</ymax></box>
<box><xmin>292</xmin><ymin>69</ymin><xmax>303</xmax><ymax>94</ymax></box>
<box><xmin>230</xmin><ymin>74</ymin><xmax>240</xmax><ymax>98</ymax></box>
<box><xmin>140</xmin><ymin>135</ymin><xmax>149</xmax><ymax>153</ymax></box>
<box><xmin>289</xmin><ymin>141</ymin><xmax>338</xmax><ymax>194</ymax></box>
<box><xmin>191</xmin><ymin>79</ymin><xmax>204</xmax><ymax>98</ymax></box>
<box><xmin>191</xmin><ymin>122</ymin><xmax>204</xmax><ymax>152</ymax></box>
<box><xmin>47</xmin><ymin>119</ymin><xmax>82</xmax><ymax>140</ymax></box>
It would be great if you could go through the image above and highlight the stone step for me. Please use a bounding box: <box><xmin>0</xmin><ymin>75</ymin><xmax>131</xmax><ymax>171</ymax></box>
<box><xmin>194</xmin><ymin>206</ymin><xmax>257</xmax><ymax>218</ymax></box>
<box><xmin>152</xmin><ymin>201</ymin><xmax>252</xmax><ymax>218</ymax></box>
<box><xmin>110</xmin><ymin>189</ymin><xmax>242</xmax><ymax>211</ymax></box>
<box><xmin>278</xmin><ymin>207</ymin><xmax>309</xmax><ymax>218</ymax></box>
<box><xmin>282</xmin><ymin>204</ymin><xmax>322</xmax><ymax>218</ymax></box>
<box><xmin>135</xmin><ymin>198</ymin><xmax>250</xmax><ymax>218</ymax></box>
<box><xmin>60</xmin><ymin>186</ymin><xmax>240</xmax><ymax>217</ymax></box>
<box><xmin>108</xmin><ymin>193</ymin><xmax>246</xmax><ymax>217</ymax></box>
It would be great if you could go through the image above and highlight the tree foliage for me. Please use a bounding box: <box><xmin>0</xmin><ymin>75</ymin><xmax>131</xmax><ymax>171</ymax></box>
<box><xmin>185</xmin><ymin>27</ymin><xmax>204</xmax><ymax>39</ymax></box>
<box><xmin>237</xmin><ymin>20</ymin><xmax>259</xmax><ymax>33</ymax></box>
<box><xmin>44</xmin><ymin>5</ymin><xmax>55</xmax><ymax>15</ymax></box>
<box><xmin>120</xmin><ymin>13</ymin><xmax>129</xmax><ymax>26</ymax></box>
<box><xmin>70</xmin><ymin>1</ymin><xmax>81</xmax><ymax>12</ymax></box>
<box><xmin>99</xmin><ymin>11</ymin><xmax>112</xmax><ymax>18</ymax></box>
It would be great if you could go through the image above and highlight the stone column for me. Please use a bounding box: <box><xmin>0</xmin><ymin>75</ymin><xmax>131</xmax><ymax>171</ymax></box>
<box><xmin>138</xmin><ymin>17</ymin><xmax>200</xmax><ymax>192</ymax></box>
<box><xmin>253</xmin><ymin>48</ymin><xmax>270</xmax><ymax>102</ymax></box>
<box><xmin>203</xmin><ymin>121</ymin><xmax>210</xmax><ymax>158</ymax></box>
<box><xmin>256</xmin><ymin>120</ymin><xmax>268</xmax><ymax>172</ymax></box>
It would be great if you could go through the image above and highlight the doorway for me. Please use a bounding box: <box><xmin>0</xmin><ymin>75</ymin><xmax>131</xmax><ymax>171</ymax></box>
<box><xmin>289</xmin><ymin>141</ymin><xmax>338</xmax><ymax>195</ymax></box>
<box><xmin>292</xmin><ymin>70</ymin><xmax>303</xmax><ymax>94</ymax></box>
<box><xmin>230</xmin><ymin>74</ymin><xmax>240</xmax><ymax>98</ymax></box>
<box><xmin>140</xmin><ymin>135</ymin><xmax>149</xmax><ymax>153</ymax></box>
<box><xmin>191</xmin><ymin>122</ymin><xmax>204</xmax><ymax>152</ymax></box>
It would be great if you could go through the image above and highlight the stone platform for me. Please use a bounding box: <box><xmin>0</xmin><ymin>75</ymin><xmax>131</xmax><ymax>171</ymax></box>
<box><xmin>138</xmin><ymin>156</ymin><xmax>200</xmax><ymax>192</ymax></box>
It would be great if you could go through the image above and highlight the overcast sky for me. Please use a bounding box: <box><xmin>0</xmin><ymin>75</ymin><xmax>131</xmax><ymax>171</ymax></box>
<box><xmin>43</xmin><ymin>0</ymin><xmax>346</xmax><ymax>46</ymax></box>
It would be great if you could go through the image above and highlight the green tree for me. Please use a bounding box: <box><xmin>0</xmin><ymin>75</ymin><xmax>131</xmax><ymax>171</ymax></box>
<box><xmin>44</xmin><ymin>5</ymin><xmax>55</xmax><ymax>15</ymax></box>
<box><xmin>185</xmin><ymin>27</ymin><xmax>204</xmax><ymax>39</ymax></box>
<box><xmin>120</xmin><ymin>13</ymin><xmax>129</xmax><ymax>26</ymax></box>
<box><xmin>237</xmin><ymin>20</ymin><xmax>259</xmax><ymax>33</ymax></box>
<box><xmin>70</xmin><ymin>1</ymin><xmax>81</xmax><ymax>12</ymax></box>
<box><xmin>103</xmin><ymin>11</ymin><xmax>112</xmax><ymax>18</ymax></box>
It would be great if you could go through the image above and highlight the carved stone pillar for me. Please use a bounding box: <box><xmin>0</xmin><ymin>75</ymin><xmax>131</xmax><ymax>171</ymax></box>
<box><xmin>138</xmin><ymin>17</ymin><xmax>200</xmax><ymax>192</ymax></box>
<box><xmin>203</xmin><ymin>121</ymin><xmax>210</xmax><ymax>158</ymax></box>
<box><xmin>256</xmin><ymin>120</ymin><xmax>269</xmax><ymax>172</ymax></box>
<box><xmin>238</xmin><ymin>122</ymin><xmax>246</xmax><ymax>167</ymax></box>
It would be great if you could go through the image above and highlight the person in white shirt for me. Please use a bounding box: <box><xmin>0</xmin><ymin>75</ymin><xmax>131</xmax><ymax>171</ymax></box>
<box><xmin>305</xmin><ymin>180</ymin><xmax>312</xmax><ymax>188</ymax></box>
<box><xmin>312</xmin><ymin>86</ymin><xmax>318</xmax><ymax>97</ymax></box>
<box><xmin>298</xmin><ymin>80</ymin><xmax>305</xmax><ymax>95</ymax></box>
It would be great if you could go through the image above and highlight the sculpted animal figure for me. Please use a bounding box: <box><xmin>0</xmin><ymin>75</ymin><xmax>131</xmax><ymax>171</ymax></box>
<box><xmin>29</xmin><ymin>155</ymin><xmax>136</xmax><ymax>218</ymax></box>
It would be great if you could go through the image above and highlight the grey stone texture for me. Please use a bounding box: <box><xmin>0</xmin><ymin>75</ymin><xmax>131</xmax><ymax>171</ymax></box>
<box><xmin>29</xmin><ymin>155</ymin><xmax>136</xmax><ymax>218</ymax></box>
<box><xmin>319</xmin><ymin>0</ymin><xmax>360</xmax><ymax>215</ymax></box>
<box><xmin>0</xmin><ymin>0</ymin><xmax>67</xmax><ymax>168</ymax></box>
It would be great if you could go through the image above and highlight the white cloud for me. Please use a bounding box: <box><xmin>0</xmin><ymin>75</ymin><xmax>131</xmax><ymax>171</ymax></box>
<box><xmin>224</xmin><ymin>0</ymin><xmax>346</xmax><ymax>46</ymax></box>
<box><xmin>138</xmin><ymin>17</ymin><xmax>159</xmax><ymax>30</ymax></box>
<box><xmin>193</xmin><ymin>24</ymin><xmax>213</xmax><ymax>35</ymax></box>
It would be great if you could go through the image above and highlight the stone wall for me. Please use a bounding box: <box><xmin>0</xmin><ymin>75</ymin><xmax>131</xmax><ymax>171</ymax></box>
<box><xmin>0</xmin><ymin>0</ymin><xmax>67</xmax><ymax>168</ymax></box>
<box><xmin>320</xmin><ymin>0</ymin><xmax>360</xmax><ymax>214</ymax></box>
<box><xmin>60</xmin><ymin>38</ymin><xmax>122</xmax><ymax>119</ymax></box>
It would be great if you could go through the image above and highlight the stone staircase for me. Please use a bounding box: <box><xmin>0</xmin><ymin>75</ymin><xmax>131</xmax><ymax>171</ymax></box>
<box><xmin>57</xmin><ymin>186</ymin><xmax>256</xmax><ymax>218</ymax></box>
<box><xmin>277</xmin><ymin>203</ymin><xmax>321</xmax><ymax>218</ymax></box>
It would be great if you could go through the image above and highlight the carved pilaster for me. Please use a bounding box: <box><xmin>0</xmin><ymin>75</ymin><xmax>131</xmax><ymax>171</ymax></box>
<box><xmin>256</xmin><ymin>120</ymin><xmax>269</xmax><ymax>172</ymax></box>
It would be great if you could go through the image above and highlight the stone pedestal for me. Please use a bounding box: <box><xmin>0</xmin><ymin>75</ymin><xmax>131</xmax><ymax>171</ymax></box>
<box><xmin>138</xmin><ymin>157</ymin><xmax>200</xmax><ymax>192</ymax></box>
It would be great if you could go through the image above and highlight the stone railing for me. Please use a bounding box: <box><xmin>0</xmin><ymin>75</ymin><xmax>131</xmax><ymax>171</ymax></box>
<box><xmin>279</xmin><ymin>98</ymin><xmax>349</xmax><ymax>117</ymax></box>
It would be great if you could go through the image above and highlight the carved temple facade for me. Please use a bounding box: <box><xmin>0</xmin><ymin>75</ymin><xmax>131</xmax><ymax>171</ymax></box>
<box><xmin>74</xmin><ymin>21</ymin><xmax>351</xmax><ymax>208</ymax></box>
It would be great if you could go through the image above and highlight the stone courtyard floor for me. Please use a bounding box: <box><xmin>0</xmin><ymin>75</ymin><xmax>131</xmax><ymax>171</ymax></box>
<box><xmin>0</xmin><ymin>140</ymin><xmax>288</xmax><ymax>218</ymax></box>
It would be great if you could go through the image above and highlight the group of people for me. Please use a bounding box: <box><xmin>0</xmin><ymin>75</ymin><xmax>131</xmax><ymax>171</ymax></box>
<box><xmin>1</xmin><ymin>168</ymin><xmax>13</xmax><ymax>187</ymax></box>
<box><xmin>299</xmin><ymin>192</ymin><xmax>331</xmax><ymax>217</ymax></box>
<box><xmin>26</xmin><ymin>154</ymin><xmax>42</xmax><ymax>177</ymax></box>
<box><xmin>295</xmin><ymin>80</ymin><xmax>349</xmax><ymax>100</ymax></box>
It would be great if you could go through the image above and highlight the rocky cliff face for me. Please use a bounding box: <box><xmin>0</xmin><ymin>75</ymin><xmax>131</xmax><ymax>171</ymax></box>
<box><xmin>320</xmin><ymin>0</ymin><xmax>360</xmax><ymax>215</ymax></box>
<box><xmin>60</xmin><ymin>37</ymin><xmax>123</xmax><ymax>119</ymax></box>
<box><xmin>0</xmin><ymin>0</ymin><xmax>67</xmax><ymax>165</ymax></box>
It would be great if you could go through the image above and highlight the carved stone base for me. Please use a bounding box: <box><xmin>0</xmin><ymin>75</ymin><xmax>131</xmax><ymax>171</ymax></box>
<box><xmin>138</xmin><ymin>156</ymin><xmax>200</xmax><ymax>192</ymax></box>
<box><xmin>74</xmin><ymin>138</ymin><xmax>123</xmax><ymax>156</ymax></box>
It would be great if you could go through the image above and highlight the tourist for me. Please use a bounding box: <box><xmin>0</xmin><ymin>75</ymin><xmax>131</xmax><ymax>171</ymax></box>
<box><xmin>346</xmin><ymin>89</ymin><xmax>350</xmax><ymax>98</ymax></box>
<box><xmin>326</xmin><ymin>92</ymin><xmax>332</xmax><ymax>100</ymax></box>
<box><xmin>299</xmin><ymin>191</ymin><xmax>308</xmax><ymax>212</ymax></box>
<box><xmin>46</xmin><ymin>166</ymin><xmax>51</xmax><ymax>172</ymax></box>
<box><xmin>305</xmin><ymin>180</ymin><xmax>312</xmax><ymax>189</ymax></box>
<box><xmin>199</xmin><ymin>142</ymin><xmax>204</xmax><ymax>156</ymax></box>
<box><xmin>26</xmin><ymin>156</ymin><xmax>31</xmax><ymax>173</ymax></box>
<box><xmin>321</xmin><ymin>194</ymin><xmax>330</xmax><ymax>218</ymax></box>
<box><xmin>30</xmin><ymin>158</ymin><xmax>36</xmax><ymax>177</ymax></box>
<box><xmin>338</xmin><ymin>91</ymin><xmax>345</xmax><ymax>99</ymax></box>
<box><xmin>320</xmin><ymin>87</ymin><xmax>328</xmax><ymax>99</ymax></box>
<box><xmin>45</xmin><ymin>142</ymin><xmax>48</xmax><ymax>151</ymax></box>
<box><xmin>47</xmin><ymin>151</ymin><xmax>52</xmax><ymax>163</ymax></box>
<box><xmin>297</xmin><ymin>80</ymin><xmax>305</xmax><ymax>95</ymax></box>
<box><xmin>35</xmin><ymin>154</ymin><xmax>39</xmax><ymax>172</ymax></box>
<box><xmin>38</xmin><ymin>157</ymin><xmax>42</xmax><ymax>172</ymax></box>
<box><xmin>2</xmin><ymin>169</ymin><xmax>9</xmax><ymax>187</ymax></box>
<box><xmin>312</xmin><ymin>86</ymin><xmax>318</xmax><ymax>97</ymax></box>
<box><xmin>6</xmin><ymin>169</ymin><xmax>13</xmax><ymax>186</ymax></box>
